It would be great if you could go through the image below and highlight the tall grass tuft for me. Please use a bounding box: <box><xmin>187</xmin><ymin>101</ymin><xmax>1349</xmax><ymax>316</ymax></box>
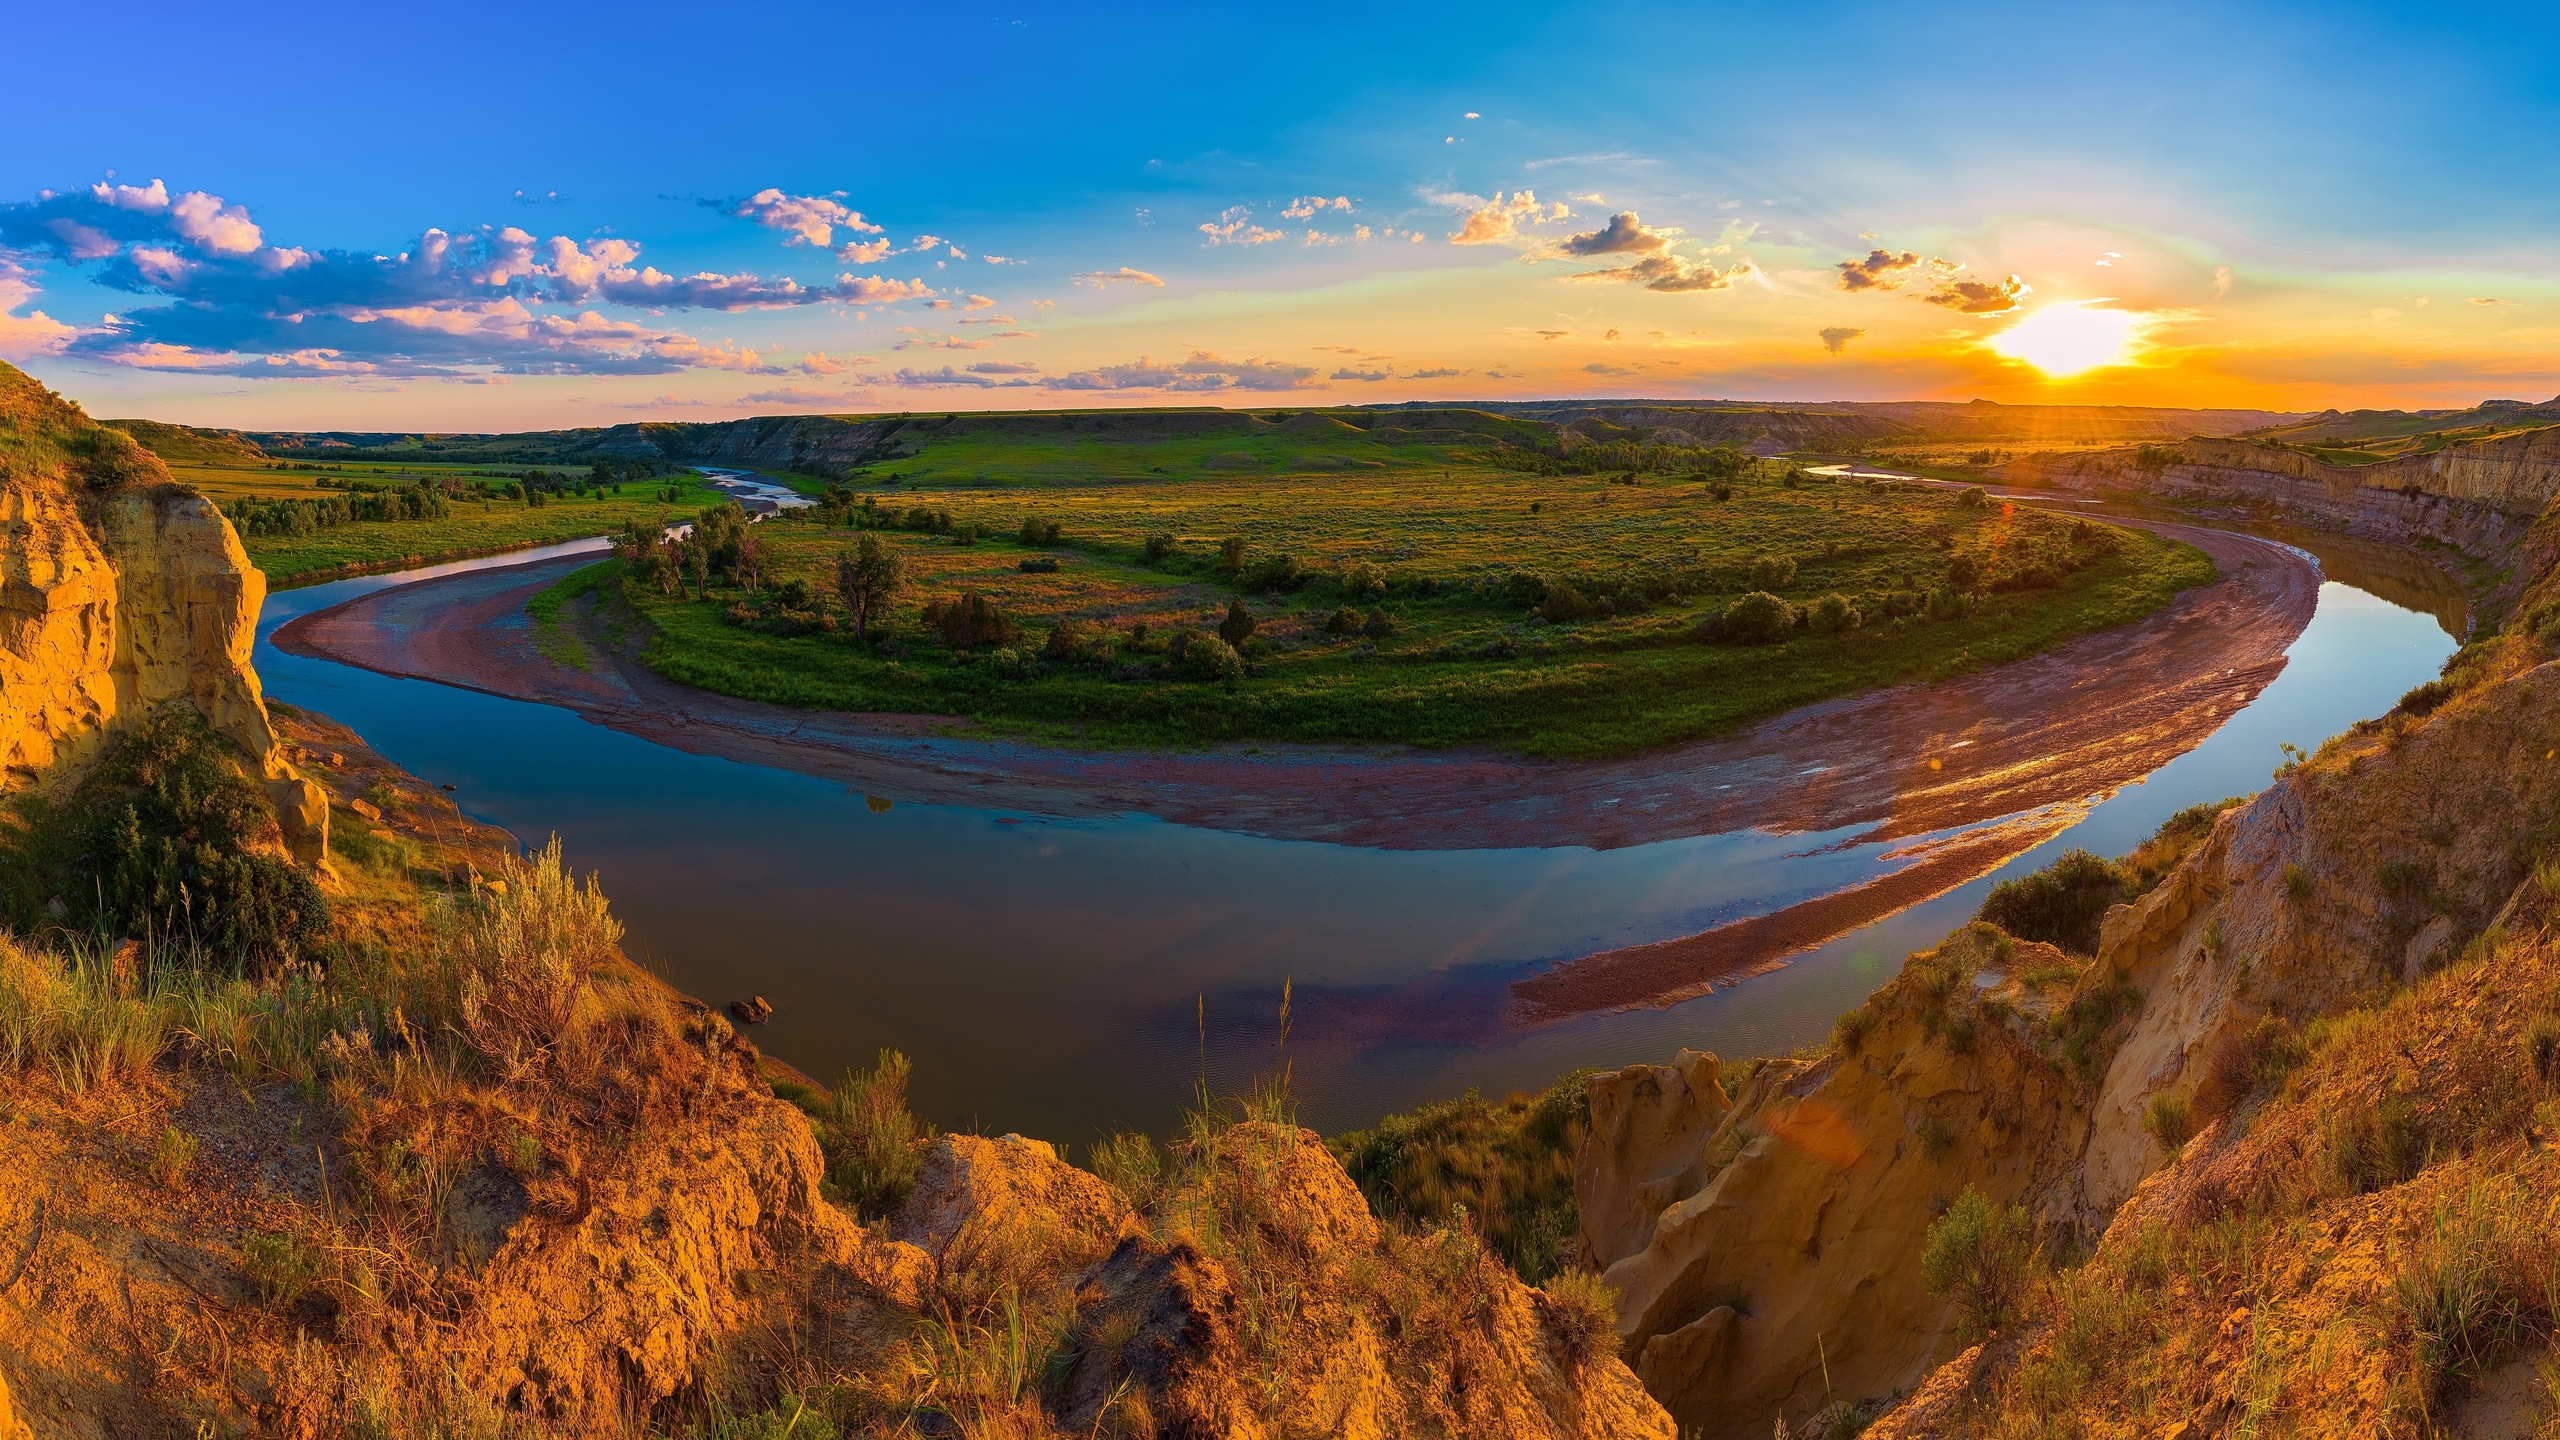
<box><xmin>450</xmin><ymin>836</ymin><xmax>621</xmax><ymax>1074</ymax></box>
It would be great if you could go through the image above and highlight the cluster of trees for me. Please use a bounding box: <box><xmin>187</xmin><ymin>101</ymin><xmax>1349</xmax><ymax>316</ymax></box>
<box><xmin>1485</xmin><ymin>440</ymin><xmax>1757</xmax><ymax>479</ymax></box>
<box><xmin>617</xmin><ymin>502</ymin><xmax>767</xmax><ymax>600</ymax></box>
<box><xmin>223</xmin><ymin>482</ymin><xmax>452</xmax><ymax>537</ymax></box>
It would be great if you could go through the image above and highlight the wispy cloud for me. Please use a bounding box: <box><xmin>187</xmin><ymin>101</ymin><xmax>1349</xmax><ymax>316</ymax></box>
<box><xmin>1073</xmin><ymin>267</ymin><xmax>1165</xmax><ymax>288</ymax></box>
<box><xmin>1564</xmin><ymin>253</ymin><xmax>1753</xmax><ymax>293</ymax></box>
<box><xmin>1046</xmin><ymin>350</ymin><xmax>1318</xmax><ymax>392</ymax></box>
<box><xmin>1200</xmin><ymin>207</ymin><xmax>1285</xmax><ymax>245</ymax></box>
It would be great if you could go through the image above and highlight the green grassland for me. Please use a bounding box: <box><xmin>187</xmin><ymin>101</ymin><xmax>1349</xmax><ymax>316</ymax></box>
<box><xmin>162</xmin><ymin>456</ymin><xmax>737</xmax><ymax>588</ymax></box>
<box><xmin>589</xmin><ymin>463</ymin><xmax>2216</xmax><ymax>759</ymax></box>
<box><xmin>854</xmin><ymin>408</ymin><xmax>1562</xmax><ymax>485</ymax></box>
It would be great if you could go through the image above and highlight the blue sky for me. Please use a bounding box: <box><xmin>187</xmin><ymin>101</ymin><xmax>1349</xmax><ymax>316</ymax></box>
<box><xmin>4</xmin><ymin>0</ymin><xmax>2556</xmax><ymax>427</ymax></box>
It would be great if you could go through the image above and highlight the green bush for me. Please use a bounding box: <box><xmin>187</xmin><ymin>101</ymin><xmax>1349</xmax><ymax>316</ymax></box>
<box><xmin>1175</xmin><ymin>633</ymin><xmax>1244</xmax><ymax>682</ymax></box>
<box><xmin>0</xmin><ymin>707</ymin><xmax>328</xmax><ymax>965</ymax></box>
<box><xmin>1806</xmin><ymin>592</ymin><xmax>1863</xmax><ymax>634</ymax></box>
<box><xmin>1141</xmin><ymin>530</ymin><xmax>1176</xmax><ymax>563</ymax></box>
<box><xmin>1362</xmin><ymin>606</ymin><xmax>1395</xmax><ymax>641</ymax></box>
<box><xmin>788</xmin><ymin>1049</ymin><xmax>932</xmax><ymax>1221</ymax></box>
<box><xmin>1326</xmin><ymin>607</ymin><xmax>1362</xmax><ymax>636</ymax></box>
<box><xmin>1979</xmin><ymin>848</ymin><xmax>2130</xmax><ymax>956</ymax></box>
<box><xmin>1218</xmin><ymin>598</ymin><xmax>1259</xmax><ymax>648</ymax></box>
<box><xmin>1718</xmin><ymin>591</ymin><xmax>1798</xmax><ymax>645</ymax></box>
<box><xmin>243</xmin><ymin>1230</ymin><xmax>322</xmax><ymax>1307</ymax></box>
<box><xmin>1747</xmin><ymin>554</ymin><xmax>1797</xmax><ymax>590</ymax></box>
<box><xmin>2143</xmin><ymin>1092</ymin><xmax>2194</xmax><ymax>1151</ymax></box>
<box><xmin>1539</xmin><ymin>581</ymin><xmax>1596</xmax><ymax>624</ymax></box>
<box><xmin>1922</xmin><ymin>1187</ymin><xmax>2035</xmax><ymax>1340</ymax></box>
<box><xmin>1338</xmin><ymin>560</ymin><xmax>1387</xmax><ymax>598</ymax></box>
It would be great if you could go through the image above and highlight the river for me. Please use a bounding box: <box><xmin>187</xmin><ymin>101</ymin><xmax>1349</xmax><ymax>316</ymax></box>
<box><xmin>251</xmin><ymin>534</ymin><xmax>2456</xmax><ymax>1144</ymax></box>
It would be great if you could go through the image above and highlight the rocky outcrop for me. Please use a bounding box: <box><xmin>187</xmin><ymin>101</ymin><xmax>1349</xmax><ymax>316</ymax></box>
<box><xmin>1576</xmin><ymin>1049</ymin><xmax>1732</xmax><ymax>1270</ymax></box>
<box><xmin>1589</xmin><ymin>931</ymin><xmax>2090</xmax><ymax>1439</ymax></box>
<box><xmin>1995</xmin><ymin>430</ymin><xmax>2560</xmax><ymax>617</ymax></box>
<box><xmin>0</xmin><ymin>362</ymin><xmax>324</xmax><ymax>861</ymax></box>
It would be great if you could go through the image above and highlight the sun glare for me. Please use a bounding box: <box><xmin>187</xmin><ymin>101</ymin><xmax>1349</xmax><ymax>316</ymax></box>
<box><xmin>1985</xmin><ymin>301</ymin><xmax>2148</xmax><ymax>378</ymax></box>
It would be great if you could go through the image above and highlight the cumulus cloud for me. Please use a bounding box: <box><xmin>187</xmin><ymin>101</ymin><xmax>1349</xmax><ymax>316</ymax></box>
<box><xmin>1819</xmin><ymin>326</ymin><xmax>1865</xmax><ymax>354</ymax></box>
<box><xmin>969</xmin><ymin>360</ymin><xmax>1040</xmax><ymax>374</ymax></box>
<box><xmin>836</xmin><ymin>237</ymin><xmax>894</xmax><ymax>263</ymax></box>
<box><xmin>798</xmin><ymin>352</ymin><xmax>872</xmax><ymax>376</ymax></box>
<box><xmin>719</xmin><ymin>188</ymin><xmax>881</xmax><ymax>249</ymax></box>
<box><xmin>1331</xmin><ymin>365</ymin><xmax>1394</xmax><ymax>381</ymax></box>
<box><xmin>1045</xmin><ymin>350</ymin><xmax>1318</xmax><ymax>393</ymax></box>
<box><xmin>1565</xmin><ymin>253</ymin><xmax>1752</xmax><ymax>293</ymax></box>
<box><xmin>1553</xmin><ymin>211</ymin><xmax>1673</xmax><ymax>257</ymax></box>
<box><xmin>0</xmin><ymin>264</ymin><xmax>73</xmax><ymax>360</ymax></box>
<box><xmin>1445</xmin><ymin>190</ymin><xmax>1571</xmax><ymax>246</ymax></box>
<box><xmin>1281</xmin><ymin>196</ymin><xmax>1353</xmax><ymax>219</ymax></box>
<box><xmin>0</xmin><ymin>178</ymin><xmax>934</xmax><ymax>378</ymax></box>
<box><xmin>1199</xmin><ymin>207</ymin><xmax>1285</xmax><ymax>245</ymax></box>
<box><xmin>1072</xmin><ymin>267</ymin><xmax>1165</xmax><ymax>288</ymax></box>
<box><xmin>1922</xmin><ymin>274</ymin><xmax>2031</xmax><ymax>314</ymax></box>
<box><xmin>1835</xmin><ymin>248</ymin><xmax>1921</xmax><ymax>292</ymax></box>
<box><xmin>1408</xmin><ymin>366</ymin><xmax>1467</xmax><ymax>379</ymax></box>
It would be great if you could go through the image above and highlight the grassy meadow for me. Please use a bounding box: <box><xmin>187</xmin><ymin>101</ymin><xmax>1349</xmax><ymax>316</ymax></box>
<box><xmin>162</xmin><ymin>455</ymin><xmax>740</xmax><ymax>588</ymax></box>
<box><xmin>589</xmin><ymin>457</ymin><xmax>2216</xmax><ymax>759</ymax></box>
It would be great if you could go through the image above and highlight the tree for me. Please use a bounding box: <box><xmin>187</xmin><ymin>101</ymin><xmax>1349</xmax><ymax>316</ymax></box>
<box><xmin>835</xmin><ymin>533</ymin><xmax>905</xmax><ymax>642</ymax></box>
<box><xmin>684</xmin><ymin>537</ymin><xmax>710</xmax><ymax>600</ymax></box>
<box><xmin>1218</xmin><ymin>598</ymin><xmax>1258</xmax><ymax>647</ymax></box>
<box><xmin>735</xmin><ymin>528</ymin><xmax>766</xmax><ymax>593</ymax></box>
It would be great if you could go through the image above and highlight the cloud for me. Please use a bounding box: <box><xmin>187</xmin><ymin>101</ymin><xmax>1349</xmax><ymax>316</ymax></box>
<box><xmin>1564</xmin><ymin>253</ymin><xmax>1752</xmax><ymax>293</ymax></box>
<box><xmin>0</xmin><ymin>179</ymin><xmax>948</xmax><ymax>378</ymax></box>
<box><xmin>957</xmin><ymin>313</ymin><xmax>1018</xmax><ymax>325</ymax></box>
<box><xmin>740</xmin><ymin>385</ymin><xmax>861</xmax><ymax>407</ymax></box>
<box><xmin>1331</xmin><ymin>365</ymin><xmax>1394</xmax><ymax>381</ymax></box>
<box><xmin>1553</xmin><ymin>211</ymin><xmax>1673</xmax><ymax>257</ymax></box>
<box><xmin>798</xmin><ymin>351</ymin><xmax>873</xmax><ymax>376</ymax></box>
<box><xmin>1446</xmin><ymin>190</ymin><xmax>1571</xmax><ymax>246</ymax></box>
<box><xmin>1819</xmin><ymin>326</ymin><xmax>1864</xmax><ymax>355</ymax></box>
<box><xmin>0</xmin><ymin>264</ymin><xmax>73</xmax><ymax>360</ymax></box>
<box><xmin>2471</xmin><ymin>296</ymin><xmax>2508</xmax><ymax>305</ymax></box>
<box><xmin>1408</xmin><ymin>366</ymin><xmax>1467</xmax><ymax>379</ymax></box>
<box><xmin>1921</xmin><ymin>274</ymin><xmax>2032</xmax><ymax>315</ymax></box>
<box><xmin>968</xmin><ymin>360</ymin><xmax>1040</xmax><ymax>374</ymax></box>
<box><xmin>1199</xmin><ymin>207</ymin><xmax>1285</xmax><ymax>245</ymax></box>
<box><xmin>1073</xmin><ymin>267</ymin><xmax>1165</xmax><ymax>288</ymax></box>
<box><xmin>891</xmin><ymin>364</ymin><xmax>1037</xmax><ymax>389</ymax></box>
<box><xmin>1045</xmin><ymin>350</ymin><xmax>1318</xmax><ymax>393</ymax></box>
<box><xmin>2213</xmin><ymin>265</ymin><xmax>2235</xmax><ymax>298</ymax></box>
<box><xmin>836</xmin><ymin>237</ymin><xmax>893</xmax><ymax>263</ymax></box>
<box><xmin>1583</xmin><ymin>362</ymin><xmax>1634</xmax><ymax>376</ymax></box>
<box><xmin>1835</xmin><ymin>248</ymin><xmax>1921</xmax><ymax>292</ymax></box>
<box><xmin>982</xmin><ymin>254</ymin><xmax>1022</xmax><ymax>265</ymax></box>
<box><xmin>719</xmin><ymin>188</ymin><xmax>881</xmax><ymax>249</ymax></box>
<box><xmin>1281</xmin><ymin>196</ymin><xmax>1353</xmax><ymax>219</ymax></box>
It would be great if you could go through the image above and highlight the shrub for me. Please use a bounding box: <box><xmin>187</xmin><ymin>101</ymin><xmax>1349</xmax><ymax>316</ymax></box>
<box><xmin>1338</xmin><ymin>560</ymin><xmax>1387</xmax><ymax>599</ymax></box>
<box><xmin>2529</xmin><ymin>1014</ymin><xmax>2560</xmax><ymax>1085</ymax></box>
<box><xmin>243</xmin><ymin>1230</ymin><xmax>322</xmax><ymax>1307</ymax></box>
<box><xmin>1915</xmin><ymin>1114</ymin><xmax>1955</xmax><ymax>1161</ymax></box>
<box><xmin>1978</xmin><ymin>849</ymin><xmax>2131</xmax><ymax>955</ymax></box>
<box><xmin>1142</xmin><ymin>530</ymin><xmax>1176</xmax><ymax>563</ymax></box>
<box><xmin>152</xmin><ymin>1123</ymin><xmax>199</xmax><ymax>1185</ymax></box>
<box><xmin>1806</xmin><ymin>592</ymin><xmax>1863</xmax><ymax>634</ymax></box>
<box><xmin>1017</xmin><ymin>516</ymin><xmax>1063</xmax><ymax>546</ymax></box>
<box><xmin>1326</xmin><ymin>607</ymin><xmax>1362</xmax><ymax>636</ymax></box>
<box><xmin>792</xmin><ymin>1049</ymin><xmax>931</xmax><ymax>1221</ymax></box>
<box><xmin>1042</xmin><ymin>619</ymin><xmax>1098</xmax><ymax>663</ymax></box>
<box><xmin>1832</xmin><ymin>1006</ymin><xmax>1873</xmax><ymax>1054</ymax></box>
<box><xmin>1177</xmin><ymin>633</ymin><xmax>1245</xmax><ymax>683</ymax></box>
<box><xmin>2321</xmin><ymin>1089</ymin><xmax>2424</xmax><ymax>1194</ymax></box>
<box><xmin>2143</xmin><ymin>1092</ymin><xmax>2194</xmax><ymax>1151</ymax></box>
<box><xmin>1922</xmin><ymin>1187</ymin><xmax>2036</xmax><ymax>1340</ymax></box>
<box><xmin>1216</xmin><ymin>535</ymin><xmax>1247</xmax><ymax>570</ymax></box>
<box><xmin>1539</xmin><ymin>1269</ymin><xmax>1619</xmax><ymax>1370</ymax></box>
<box><xmin>2400</xmin><ymin>678</ymin><xmax>2455</xmax><ymax>716</ymax></box>
<box><xmin>1218</xmin><ymin>598</ymin><xmax>1259</xmax><ymax>648</ymax></box>
<box><xmin>1241</xmin><ymin>552</ymin><xmax>1304</xmax><ymax>591</ymax></box>
<box><xmin>1362</xmin><ymin>606</ymin><xmax>1395</xmax><ymax>641</ymax></box>
<box><xmin>1718</xmin><ymin>591</ymin><xmax>1798</xmax><ymax>645</ymax></box>
<box><xmin>2284</xmin><ymin>862</ymin><xmax>2312</xmax><ymax>900</ymax></box>
<box><xmin>1331</xmin><ymin>1069</ymin><xmax>1591</xmax><ymax>1284</ymax></box>
<box><xmin>1708</xmin><ymin>482</ymin><xmax>1734</xmax><ymax>501</ymax></box>
<box><xmin>452</xmin><ymin>837</ymin><xmax>623</xmax><ymax>1074</ymax></box>
<box><xmin>1957</xmin><ymin>485</ymin><xmax>1990</xmax><ymax>508</ymax></box>
<box><xmin>1746</xmin><ymin>555</ymin><xmax>1797</xmax><ymax>590</ymax></box>
<box><xmin>1016</xmin><ymin>556</ymin><xmax>1059</xmax><ymax>574</ymax></box>
<box><xmin>921</xmin><ymin>591</ymin><xmax>1021</xmax><ymax>649</ymax></box>
<box><xmin>0</xmin><ymin>707</ymin><xmax>329</xmax><ymax>966</ymax></box>
<box><xmin>1539</xmin><ymin>582</ymin><xmax>1596</xmax><ymax>624</ymax></box>
<box><xmin>2395</xmin><ymin>1178</ymin><xmax>2548</xmax><ymax>1398</ymax></box>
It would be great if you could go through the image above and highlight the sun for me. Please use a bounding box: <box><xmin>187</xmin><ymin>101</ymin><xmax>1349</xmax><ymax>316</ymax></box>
<box><xmin>1984</xmin><ymin>301</ymin><xmax>2149</xmax><ymax>378</ymax></box>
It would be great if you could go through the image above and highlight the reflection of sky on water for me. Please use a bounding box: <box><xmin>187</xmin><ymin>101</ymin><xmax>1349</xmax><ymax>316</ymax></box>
<box><xmin>259</xmin><ymin>560</ymin><xmax>2450</xmax><ymax>1143</ymax></box>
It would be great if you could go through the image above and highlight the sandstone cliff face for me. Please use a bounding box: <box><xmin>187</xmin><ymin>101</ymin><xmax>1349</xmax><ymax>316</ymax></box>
<box><xmin>1993</xmin><ymin>431</ymin><xmax>2560</xmax><ymax>613</ymax></box>
<box><xmin>1589</xmin><ymin>930</ymin><xmax>2091</xmax><ymax>1440</ymax></box>
<box><xmin>0</xmin><ymin>363</ymin><xmax>323</xmax><ymax>859</ymax></box>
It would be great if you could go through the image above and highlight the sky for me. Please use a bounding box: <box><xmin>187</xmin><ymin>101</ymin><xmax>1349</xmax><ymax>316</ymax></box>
<box><xmin>4</xmin><ymin>0</ymin><xmax>2557</xmax><ymax>430</ymax></box>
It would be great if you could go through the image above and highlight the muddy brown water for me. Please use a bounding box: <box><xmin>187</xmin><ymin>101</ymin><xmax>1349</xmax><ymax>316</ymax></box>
<box><xmin>254</xmin><ymin>533</ymin><xmax>2456</xmax><ymax>1143</ymax></box>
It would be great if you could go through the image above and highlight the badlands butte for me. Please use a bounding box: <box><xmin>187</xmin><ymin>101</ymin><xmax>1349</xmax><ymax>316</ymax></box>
<box><xmin>5</xmin><ymin>357</ymin><xmax>2560</xmax><ymax>1437</ymax></box>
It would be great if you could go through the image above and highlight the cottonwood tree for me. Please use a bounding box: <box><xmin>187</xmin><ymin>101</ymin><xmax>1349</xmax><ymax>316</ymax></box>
<box><xmin>836</xmin><ymin>534</ymin><xmax>905</xmax><ymax>641</ymax></box>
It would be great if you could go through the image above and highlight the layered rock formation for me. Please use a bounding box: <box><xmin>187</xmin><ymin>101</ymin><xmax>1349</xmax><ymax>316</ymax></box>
<box><xmin>0</xmin><ymin>362</ymin><xmax>323</xmax><ymax>860</ymax></box>
<box><xmin>1576</xmin><ymin>482</ymin><xmax>2560</xmax><ymax>1432</ymax></box>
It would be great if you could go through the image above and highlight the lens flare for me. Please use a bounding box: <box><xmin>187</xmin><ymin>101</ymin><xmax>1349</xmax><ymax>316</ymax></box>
<box><xmin>1984</xmin><ymin>301</ymin><xmax>2150</xmax><ymax>378</ymax></box>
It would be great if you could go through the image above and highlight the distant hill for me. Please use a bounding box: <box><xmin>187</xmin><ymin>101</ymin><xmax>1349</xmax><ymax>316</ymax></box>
<box><xmin>98</xmin><ymin>417</ymin><xmax>268</xmax><ymax>464</ymax></box>
<box><xmin>2240</xmin><ymin>395</ymin><xmax>2560</xmax><ymax>456</ymax></box>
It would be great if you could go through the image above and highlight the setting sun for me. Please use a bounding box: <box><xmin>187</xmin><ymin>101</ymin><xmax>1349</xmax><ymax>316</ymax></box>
<box><xmin>1984</xmin><ymin>300</ymin><xmax>2151</xmax><ymax>378</ymax></box>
